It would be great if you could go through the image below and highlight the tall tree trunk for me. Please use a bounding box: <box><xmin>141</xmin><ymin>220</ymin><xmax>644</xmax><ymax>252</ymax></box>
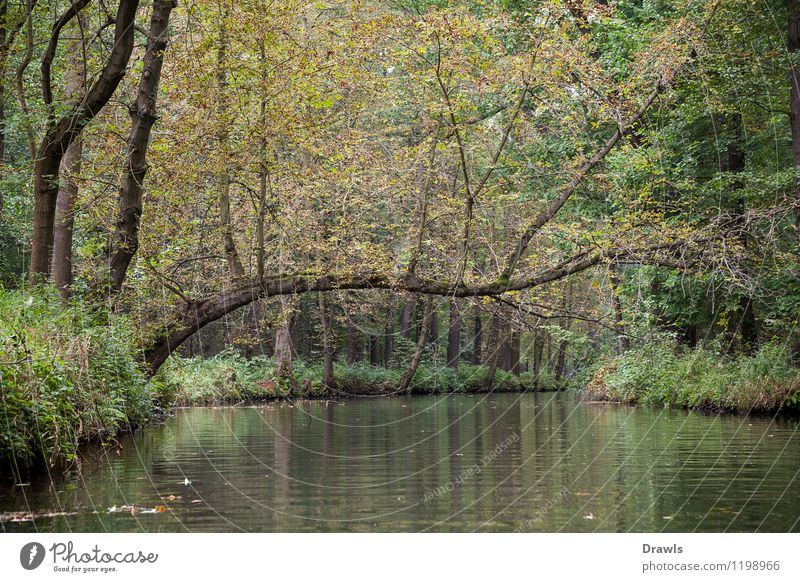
<box><xmin>216</xmin><ymin>8</ymin><xmax>244</xmax><ymax>279</ymax></box>
<box><xmin>109</xmin><ymin>0</ymin><xmax>175</xmax><ymax>292</ymax></box>
<box><xmin>274</xmin><ymin>297</ymin><xmax>295</xmax><ymax>389</ymax></box>
<box><xmin>472</xmin><ymin>308</ymin><xmax>482</xmax><ymax>364</ymax></box>
<box><xmin>532</xmin><ymin>329</ymin><xmax>544</xmax><ymax>389</ymax></box>
<box><xmin>318</xmin><ymin>291</ymin><xmax>335</xmax><ymax>388</ymax></box>
<box><xmin>369</xmin><ymin>333</ymin><xmax>380</xmax><ymax>365</ymax></box>
<box><xmin>555</xmin><ymin>283</ymin><xmax>573</xmax><ymax>383</ymax></box>
<box><xmin>29</xmin><ymin>0</ymin><xmax>139</xmax><ymax>284</ymax></box>
<box><xmin>609</xmin><ymin>263</ymin><xmax>630</xmax><ymax>354</ymax></box>
<box><xmin>428</xmin><ymin>304</ymin><xmax>439</xmax><ymax>347</ymax></box>
<box><xmin>510</xmin><ymin>331</ymin><xmax>520</xmax><ymax>375</ymax></box>
<box><xmin>399</xmin><ymin>296</ymin><xmax>433</xmax><ymax>392</ymax></box>
<box><xmin>383</xmin><ymin>310</ymin><xmax>394</xmax><ymax>367</ymax></box>
<box><xmin>499</xmin><ymin>333</ymin><xmax>512</xmax><ymax>371</ymax></box>
<box><xmin>50</xmin><ymin>13</ymin><xmax>86</xmax><ymax>299</ymax></box>
<box><xmin>486</xmin><ymin>310</ymin><xmax>502</xmax><ymax>387</ymax></box>
<box><xmin>51</xmin><ymin>140</ymin><xmax>81</xmax><ymax>298</ymax></box>
<box><xmin>555</xmin><ymin>339</ymin><xmax>567</xmax><ymax>383</ymax></box>
<box><xmin>346</xmin><ymin>311</ymin><xmax>358</xmax><ymax>364</ymax></box>
<box><xmin>446</xmin><ymin>300</ymin><xmax>461</xmax><ymax>368</ymax></box>
<box><xmin>399</xmin><ymin>297</ymin><xmax>414</xmax><ymax>339</ymax></box>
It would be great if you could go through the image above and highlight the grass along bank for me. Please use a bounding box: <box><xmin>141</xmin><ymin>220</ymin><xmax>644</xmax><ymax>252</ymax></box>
<box><xmin>156</xmin><ymin>348</ymin><xmax>541</xmax><ymax>406</ymax></box>
<box><xmin>0</xmin><ymin>288</ymin><xmax>542</xmax><ymax>470</ymax></box>
<box><xmin>0</xmin><ymin>288</ymin><xmax>155</xmax><ymax>470</ymax></box>
<box><xmin>582</xmin><ymin>340</ymin><xmax>800</xmax><ymax>413</ymax></box>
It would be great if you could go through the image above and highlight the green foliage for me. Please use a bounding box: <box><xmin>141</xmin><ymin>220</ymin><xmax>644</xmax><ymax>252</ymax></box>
<box><xmin>160</xmin><ymin>352</ymin><xmax>545</xmax><ymax>404</ymax></box>
<box><xmin>585</xmin><ymin>339</ymin><xmax>800</xmax><ymax>413</ymax></box>
<box><xmin>0</xmin><ymin>287</ymin><xmax>154</xmax><ymax>469</ymax></box>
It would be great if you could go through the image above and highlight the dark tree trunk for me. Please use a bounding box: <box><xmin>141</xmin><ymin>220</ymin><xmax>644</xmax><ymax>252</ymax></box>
<box><xmin>399</xmin><ymin>296</ymin><xmax>433</xmax><ymax>392</ymax></box>
<box><xmin>383</xmin><ymin>318</ymin><xmax>393</xmax><ymax>368</ymax></box>
<box><xmin>29</xmin><ymin>0</ymin><xmax>139</xmax><ymax>284</ymax></box>
<box><xmin>609</xmin><ymin>263</ymin><xmax>630</xmax><ymax>354</ymax></box>
<box><xmin>109</xmin><ymin>0</ymin><xmax>175</xmax><ymax>292</ymax></box>
<box><xmin>555</xmin><ymin>283</ymin><xmax>573</xmax><ymax>382</ymax></box>
<box><xmin>318</xmin><ymin>291</ymin><xmax>335</xmax><ymax>388</ymax></box>
<box><xmin>446</xmin><ymin>300</ymin><xmax>460</xmax><ymax>368</ymax></box>
<box><xmin>346</xmin><ymin>312</ymin><xmax>358</xmax><ymax>364</ymax></box>
<box><xmin>501</xmin><ymin>333</ymin><xmax>514</xmax><ymax>371</ymax></box>
<box><xmin>532</xmin><ymin>330</ymin><xmax>544</xmax><ymax>389</ymax></box>
<box><xmin>486</xmin><ymin>311</ymin><xmax>502</xmax><ymax>387</ymax></box>
<box><xmin>555</xmin><ymin>340</ymin><xmax>568</xmax><ymax>383</ymax></box>
<box><xmin>369</xmin><ymin>334</ymin><xmax>380</xmax><ymax>365</ymax></box>
<box><xmin>510</xmin><ymin>331</ymin><xmax>520</xmax><ymax>375</ymax></box>
<box><xmin>428</xmin><ymin>305</ymin><xmax>439</xmax><ymax>346</ymax></box>
<box><xmin>399</xmin><ymin>297</ymin><xmax>414</xmax><ymax>339</ymax></box>
<box><xmin>472</xmin><ymin>309</ymin><xmax>483</xmax><ymax>365</ymax></box>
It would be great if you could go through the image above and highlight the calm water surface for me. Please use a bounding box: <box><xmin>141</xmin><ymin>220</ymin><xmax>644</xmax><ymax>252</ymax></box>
<box><xmin>1</xmin><ymin>393</ymin><xmax>799</xmax><ymax>532</ymax></box>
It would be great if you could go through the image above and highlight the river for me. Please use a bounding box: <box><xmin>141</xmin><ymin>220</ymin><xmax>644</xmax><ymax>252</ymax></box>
<box><xmin>1</xmin><ymin>392</ymin><xmax>798</xmax><ymax>532</ymax></box>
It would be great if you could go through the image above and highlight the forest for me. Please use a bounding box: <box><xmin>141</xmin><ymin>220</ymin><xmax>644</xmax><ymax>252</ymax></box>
<box><xmin>1</xmin><ymin>0</ymin><xmax>800</xmax><ymax>472</ymax></box>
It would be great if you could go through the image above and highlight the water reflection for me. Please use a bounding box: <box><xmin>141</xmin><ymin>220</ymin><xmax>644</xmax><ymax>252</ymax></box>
<box><xmin>1</xmin><ymin>393</ymin><xmax>798</xmax><ymax>532</ymax></box>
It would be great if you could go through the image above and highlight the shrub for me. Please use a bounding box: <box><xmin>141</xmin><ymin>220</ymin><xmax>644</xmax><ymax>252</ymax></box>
<box><xmin>0</xmin><ymin>287</ymin><xmax>154</xmax><ymax>469</ymax></box>
<box><xmin>585</xmin><ymin>339</ymin><xmax>800</xmax><ymax>412</ymax></box>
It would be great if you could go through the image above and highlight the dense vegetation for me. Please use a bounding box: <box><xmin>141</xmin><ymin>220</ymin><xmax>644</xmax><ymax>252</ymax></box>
<box><xmin>0</xmin><ymin>288</ymin><xmax>152</xmax><ymax>468</ymax></box>
<box><xmin>2</xmin><ymin>0</ymin><xmax>800</xmax><ymax>469</ymax></box>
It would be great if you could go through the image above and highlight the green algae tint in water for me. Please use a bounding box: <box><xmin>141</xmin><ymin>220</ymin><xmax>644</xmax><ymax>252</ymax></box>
<box><xmin>2</xmin><ymin>393</ymin><xmax>799</xmax><ymax>532</ymax></box>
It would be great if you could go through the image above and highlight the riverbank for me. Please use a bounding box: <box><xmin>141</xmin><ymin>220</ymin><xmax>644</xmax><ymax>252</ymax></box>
<box><xmin>157</xmin><ymin>349</ymin><xmax>539</xmax><ymax>405</ymax></box>
<box><xmin>0</xmin><ymin>289</ymin><xmax>541</xmax><ymax>471</ymax></box>
<box><xmin>4</xmin><ymin>287</ymin><xmax>800</xmax><ymax>473</ymax></box>
<box><xmin>582</xmin><ymin>341</ymin><xmax>800</xmax><ymax>413</ymax></box>
<box><xmin>0</xmin><ymin>288</ymin><xmax>154</xmax><ymax>470</ymax></box>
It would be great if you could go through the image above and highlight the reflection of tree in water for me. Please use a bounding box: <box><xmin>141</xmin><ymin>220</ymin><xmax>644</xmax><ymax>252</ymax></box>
<box><xmin>159</xmin><ymin>425</ymin><xmax>177</xmax><ymax>463</ymax></box>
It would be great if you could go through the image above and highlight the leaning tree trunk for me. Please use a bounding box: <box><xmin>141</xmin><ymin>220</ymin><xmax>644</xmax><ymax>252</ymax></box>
<box><xmin>109</xmin><ymin>0</ymin><xmax>176</xmax><ymax>292</ymax></box>
<box><xmin>398</xmin><ymin>296</ymin><xmax>433</xmax><ymax>392</ymax></box>
<box><xmin>29</xmin><ymin>0</ymin><xmax>139</xmax><ymax>284</ymax></box>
